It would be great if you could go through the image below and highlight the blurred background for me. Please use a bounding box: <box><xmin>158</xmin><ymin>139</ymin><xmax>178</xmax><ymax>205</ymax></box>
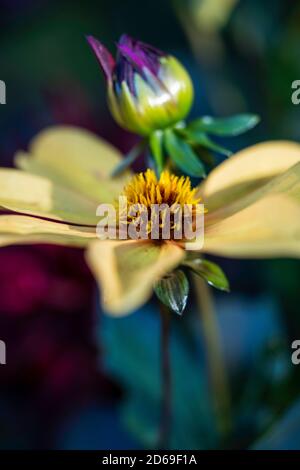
<box><xmin>0</xmin><ymin>0</ymin><xmax>300</xmax><ymax>450</ymax></box>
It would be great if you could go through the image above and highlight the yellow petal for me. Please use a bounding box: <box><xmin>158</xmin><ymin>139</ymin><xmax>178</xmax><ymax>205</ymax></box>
<box><xmin>0</xmin><ymin>168</ymin><xmax>99</xmax><ymax>225</ymax></box>
<box><xmin>86</xmin><ymin>240</ymin><xmax>185</xmax><ymax>315</ymax></box>
<box><xmin>205</xmin><ymin>159</ymin><xmax>300</xmax><ymax>227</ymax></box>
<box><xmin>203</xmin><ymin>192</ymin><xmax>300</xmax><ymax>258</ymax></box>
<box><xmin>202</xmin><ymin>161</ymin><xmax>300</xmax><ymax>258</ymax></box>
<box><xmin>0</xmin><ymin>215</ymin><xmax>96</xmax><ymax>247</ymax></box>
<box><xmin>15</xmin><ymin>126</ymin><xmax>131</xmax><ymax>204</ymax></box>
<box><xmin>200</xmin><ymin>141</ymin><xmax>300</xmax><ymax>213</ymax></box>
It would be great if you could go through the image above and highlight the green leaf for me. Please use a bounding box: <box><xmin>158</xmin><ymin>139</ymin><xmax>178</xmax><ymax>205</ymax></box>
<box><xmin>188</xmin><ymin>114</ymin><xmax>260</xmax><ymax>137</ymax></box>
<box><xmin>154</xmin><ymin>269</ymin><xmax>189</xmax><ymax>316</ymax></box>
<box><xmin>183</xmin><ymin>258</ymin><xmax>230</xmax><ymax>292</ymax></box>
<box><xmin>111</xmin><ymin>141</ymin><xmax>145</xmax><ymax>177</ymax></box>
<box><xmin>164</xmin><ymin>129</ymin><xmax>206</xmax><ymax>178</ymax></box>
<box><xmin>182</xmin><ymin>130</ymin><xmax>232</xmax><ymax>157</ymax></box>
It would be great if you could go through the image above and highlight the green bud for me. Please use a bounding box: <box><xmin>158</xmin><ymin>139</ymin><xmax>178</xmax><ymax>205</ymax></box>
<box><xmin>87</xmin><ymin>35</ymin><xmax>194</xmax><ymax>136</ymax></box>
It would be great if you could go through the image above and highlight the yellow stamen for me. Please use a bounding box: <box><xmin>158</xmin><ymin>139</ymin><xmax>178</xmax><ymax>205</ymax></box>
<box><xmin>117</xmin><ymin>169</ymin><xmax>205</xmax><ymax>240</ymax></box>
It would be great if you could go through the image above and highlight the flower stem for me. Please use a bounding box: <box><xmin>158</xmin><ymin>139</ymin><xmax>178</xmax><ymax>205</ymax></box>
<box><xmin>192</xmin><ymin>274</ymin><xmax>232</xmax><ymax>440</ymax></box>
<box><xmin>158</xmin><ymin>302</ymin><xmax>172</xmax><ymax>449</ymax></box>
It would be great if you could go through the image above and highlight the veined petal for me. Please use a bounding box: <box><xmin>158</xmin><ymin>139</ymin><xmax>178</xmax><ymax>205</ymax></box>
<box><xmin>0</xmin><ymin>215</ymin><xmax>96</xmax><ymax>247</ymax></box>
<box><xmin>199</xmin><ymin>141</ymin><xmax>300</xmax><ymax>213</ymax></box>
<box><xmin>15</xmin><ymin>126</ymin><xmax>131</xmax><ymax>204</ymax></box>
<box><xmin>205</xmin><ymin>160</ymin><xmax>300</xmax><ymax>226</ymax></box>
<box><xmin>0</xmin><ymin>169</ymin><xmax>99</xmax><ymax>225</ymax></box>
<box><xmin>203</xmin><ymin>194</ymin><xmax>300</xmax><ymax>258</ymax></box>
<box><xmin>86</xmin><ymin>240</ymin><xmax>185</xmax><ymax>315</ymax></box>
<box><xmin>187</xmin><ymin>160</ymin><xmax>300</xmax><ymax>257</ymax></box>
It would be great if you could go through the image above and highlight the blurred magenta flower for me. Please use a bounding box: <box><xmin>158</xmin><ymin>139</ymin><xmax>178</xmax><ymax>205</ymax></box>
<box><xmin>0</xmin><ymin>246</ymin><xmax>93</xmax><ymax>317</ymax></box>
<box><xmin>87</xmin><ymin>34</ymin><xmax>194</xmax><ymax>136</ymax></box>
<box><xmin>0</xmin><ymin>249</ymin><xmax>48</xmax><ymax>316</ymax></box>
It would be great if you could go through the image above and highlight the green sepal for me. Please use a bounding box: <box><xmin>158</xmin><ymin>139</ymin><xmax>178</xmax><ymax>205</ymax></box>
<box><xmin>111</xmin><ymin>140</ymin><xmax>146</xmax><ymax>177</ymax></box>
<box><xmin>181</xmin><ymin>129</ymin><xmax>232</xmax><ymax>157</ymax></box>
<box><xmin>188</xmin><ymin>114</ymin><xmax>260</xmax><ymax>137</ymax></box>
<box><xmin>154</xmin><ymin>269</ymin><xmax>189</xmax><ymax>316</ymax></box>
<box><xmin>164</xmin><ymin>128</ymin><xmax>206</xmax><ymax>178</ymax></box>
<box><xmin>183</xmin><ymin>257</ymin><xmax>230</xmax><ymax>292</ymax></box>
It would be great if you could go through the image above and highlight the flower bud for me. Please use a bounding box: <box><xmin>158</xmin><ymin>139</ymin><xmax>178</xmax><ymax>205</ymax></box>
<box><xmin>87</xmin><ymin>35</ymin><xmax>194</xmax><ymax>136</ymax></box>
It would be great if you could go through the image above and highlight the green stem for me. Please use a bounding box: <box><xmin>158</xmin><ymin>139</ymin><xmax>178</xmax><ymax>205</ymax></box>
<box><xmin>193</xmin><ymin>274</ymin><xmax>232</xmax><ymax>440</ymax></box>
<box><xmin>158</xmin><ymin>301</ymin><xmax>172</xmax><ymax>449</ymax></box>
<box><xmin>149</xmin><ymin>130</ymin><xmax>164</xmax><ymax>175</ymax></box>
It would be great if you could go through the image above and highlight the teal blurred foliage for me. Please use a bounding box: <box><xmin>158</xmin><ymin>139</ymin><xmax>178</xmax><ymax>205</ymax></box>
<box><xmin>100</xmin><ymin>294</ymin><xmax>298</xmax><ymax>449</ymax></box>
<box><xmin>101</xmin><ymin>303</ymin><xmax>218</xmax><ymax>449</ymax></box>
<box><xmin>0</xmin><ymin>0</ymin><xmax>300</xmax><ymax>450</ymax></box>
<box><xmin>253</xmin><ymin>399</ymin><xmax>300</xmax><ymax>450</ymax></box>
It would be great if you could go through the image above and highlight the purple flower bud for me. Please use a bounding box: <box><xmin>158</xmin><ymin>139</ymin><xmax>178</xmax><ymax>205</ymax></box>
<box><xmin>87</xmin><ymin>35</ymin><xmax>194</xmax><ymax>136</ymax></box>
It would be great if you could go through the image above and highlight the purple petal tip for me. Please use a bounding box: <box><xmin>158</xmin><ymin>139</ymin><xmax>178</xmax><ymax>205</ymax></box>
<box><xmin>86</xmin><ymin>35</ymin><xmax>115</xmax><ymax>81</ymax></box>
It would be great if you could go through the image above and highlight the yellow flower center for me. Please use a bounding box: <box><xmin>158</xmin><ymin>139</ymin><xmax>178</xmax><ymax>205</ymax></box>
<box><xmin>117</xmin><ymin>169</ymin><xmax>204</xmax><ymax>241</ymax></box>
